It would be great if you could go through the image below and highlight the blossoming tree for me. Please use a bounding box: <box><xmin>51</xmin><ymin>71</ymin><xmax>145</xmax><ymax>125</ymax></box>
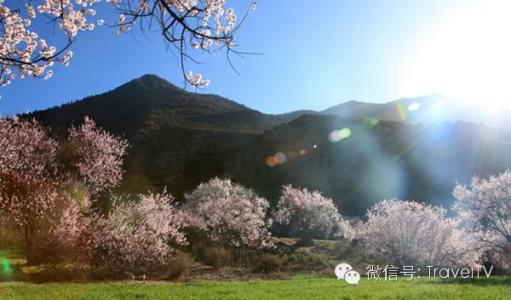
<box><xmin>0</xmin><ymin>0</ymin><xmax>256</xmax><ymax>87</ymax></box>
<box><xmin>272</xmin><ymin>185</ymin><xmax>342</xmax><ymax>243</ymax></box>
<box><xmin>361</xmin><ymin>199</ymin><xmax>479</xmax><ymax>267</ymax></box>
<box><xmin>0</xmin><ymin>117</ymin><xmax>59</xmax><ymax>262</ymax></box>
<box><xmin>453</xmin><ymin>171</ymin><xmax>511</xmax><ymax>268</ymax></box>
<box><xmin>43</xmin><ymin>198</ymin><xmax>92</xmax><ymax>263</ymax></box>
<box><xmin>65</xmin><ymin>117</ymin><xmax>128</xmax><ymax>200</ymax></box>
<box><xmin>0</xmin><ymin>116</ymin><xmax>128</xmax><ymax>263</ymax></box>
<box><xmin>184</xmin><ymin>177</ymin><xmax>273</xmax><ymax>250</ymax></box>
<box><xmin>91</xmin><ymin>191</ymin><xmax>188</xmax><ymax>276</ymax></box>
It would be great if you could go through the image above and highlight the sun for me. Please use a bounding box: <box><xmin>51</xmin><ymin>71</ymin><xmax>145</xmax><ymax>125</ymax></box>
<box><xmin>403</xmin><ymin>0</ymin><xmax>511</xmax><ymax>111</ymax></box>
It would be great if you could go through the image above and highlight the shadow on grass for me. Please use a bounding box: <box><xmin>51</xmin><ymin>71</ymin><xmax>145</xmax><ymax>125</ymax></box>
<box><xmin>1</xmin><ymin>263</ymin><xmax>90</xmax><ymax>284</ymax></box>
<box><xmin>432</xmin><ymin>276</ymin><xmax>511</xmax><ymax>286</ymax></box>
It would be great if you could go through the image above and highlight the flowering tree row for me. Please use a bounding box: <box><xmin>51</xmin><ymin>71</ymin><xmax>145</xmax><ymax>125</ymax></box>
<box><xmin>183</xmin><ymin>177</ymin><xmax>273</xmax><ymax>250</ymax></box>
<box><xmin>358</xmin><ymin>171</ymin><xmax>511</xmax><ymax>270</ymax></box>
<box><xmin>90</xmin><ymin>191</ymin><xmax>189</xmax><ymax>276</ymax></box>
<box><xmin>272</xmin><ymin>185</ymin><xmax>347</xmax><ymax>243</ymax></box>
<box><xmin>360</xmin><ymin>199</ymin><xmax>479</xmax><ymax>267</ymax></box>
<box><xmin>0</xmin><ymin>0</ymin><xmax>256</xmax><ymax>87</ymax></box>
<box><xmin>453</xmin><ymin>171</ymin><xmax>511</xmax><ymax>270</ymax></box>
<box><xmin>0</xmin><ymin>116</ymin><xmax>128</xmax><ymax>263</ymax></box>
<box><xmin>1</xmin><ymin>118</ymin><xmax>509</xmax><ymax>274</ymax></box>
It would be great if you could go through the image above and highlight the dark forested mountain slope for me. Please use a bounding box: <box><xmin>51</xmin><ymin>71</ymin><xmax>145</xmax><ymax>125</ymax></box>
<box><xmin>26</xmin><ymin>75</ymin><xmax>511</xmax><ymax>215</ymax></box>
<box><xmin>30</xmin><ymin>74</ymin><xmax>281</xmax><ymax>137</ymax></box>
<box><xmin>232</xmin><ymin>115</ymin><xmax>511</xmax><ymax>214</ymax></box>
<box><xmin>29</xmin><ymin>74</ymin><xmax>287</xmax><ymax>197</ymax></box>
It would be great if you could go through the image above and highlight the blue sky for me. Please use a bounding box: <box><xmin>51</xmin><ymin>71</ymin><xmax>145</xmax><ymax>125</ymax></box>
<box><xmin>0</xmin><ymin>0</ymin><xmax>491</xmax><ymax>115</ymax></box>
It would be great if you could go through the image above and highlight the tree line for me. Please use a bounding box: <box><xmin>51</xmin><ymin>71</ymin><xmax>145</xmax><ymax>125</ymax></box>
<box><xmin>0</xmin><ymin>116</ymin><xmax>509</xmax><ymax>278</ymax></box>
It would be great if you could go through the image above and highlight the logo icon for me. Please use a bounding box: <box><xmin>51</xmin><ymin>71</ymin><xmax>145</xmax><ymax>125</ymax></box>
<box><xmin>335</xmin><ymin>262</ymin><xmax>360</xmax><ymax>285</ymax></box>
<box><xmin>335</xmin><ymin>263</ymin><xmax>352</xmax><ymax>280</ymax></box>
<box><xmin>344</xmin><ymin>270</ymin><xmax>361</xmax><ymax>285</ymax></box>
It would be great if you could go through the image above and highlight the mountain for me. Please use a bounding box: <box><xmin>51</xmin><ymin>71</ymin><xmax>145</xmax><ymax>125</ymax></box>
<box><xmin>30</xmin><ymin>74</ymin><xmax>293</xmax><ymax>197</ymax></box>
<box><xmin>322</xmin><ymin>100</ymin><xmax>377</xmax><ymax>117</ymax></box>
<box><xmin>31</xmin><ymin>74</ymin><xmax>281</xmax><ymax>136</ymax></box>
<box><xmin>273</xmin><ymin>110</ymin><xmax>317</xmax><ymax>123</ymax></box>
<box><xmin>25</xmin><ymin>75</ymin><xmax>511</xmax><ymax>215</ymax></box>
<box><xmin>321</xmin><ymin>94</ymin><xmax>511</xmax><ymax>128</ymax></box>
<box><xmin>233</xmin><ymin>115</ymin><xmax>511</xmax><ymax>214</ymax></box>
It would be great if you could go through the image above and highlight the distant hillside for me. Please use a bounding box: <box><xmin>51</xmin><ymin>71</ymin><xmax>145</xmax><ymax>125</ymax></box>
<box><xmin>232</xmin><ymin>115</ymin><xmax>511</xmax><ymax>214</ymax></box>
<box><xmin>321</xmin><ymin>94</ymin><xmax>511</xmax><ymax>128</ymax></box>
<box><xmin>26</xmin><ymin>75</ymin><xmax>511</xmax><ymax>216</ymax></box>
<box><xmin>29</xmin><ymin>74</ymin><xmax>289</xmax><ymax>197</ymax></box>
<box><xmin>31</xmin><ymin>74</ymin><xmax>281</xmax><ymax>137</ymax></box>
<box><xmin>322</xmin><ymin>100</ymin><xmax>377</xmax><ymax>117</ymax></box>
<box><xmin>321</xmin><ymin>95</ymin><xmax>456</xmax><ymax>123</ymax></box>
<box><xmin>273</xmin><ymin>110</ymin><xmax>317</xmax><ymax>123</ymax></box>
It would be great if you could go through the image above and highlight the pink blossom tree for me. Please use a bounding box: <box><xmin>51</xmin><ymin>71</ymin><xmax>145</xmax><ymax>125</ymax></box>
<box><xmin>41</xmin><ymin>198</ymin><xmax>92</xmax><ymax>263</ymax></box>
<box><xmin>91</xmin><ymin>191</ymin><xmax>188</xmax><ymax>277</ymax></box>
<box><xmin>453</xmin><ymin>171</ymin><xmax>511</xmax><ymax>269</ymax></box>
<box><xmin>361</xmin><ymin>199</ymin><xmax>479</xmax><ymax>267</ymax></box>
<box><xmin>0</xmin><ymin>117</ymin><xmax>60</xmax><ymax>262</ymax></box>
<box><xmin>184</xmin><ymin>177</ymin><xmax>273</xmax><ymax>250</ymax></box>
<box><xmin>65</xmin><ymin>117</ymin><xmax>128</xmax><ymax>200</ymax></box>
<box><xmin>272</xmin><ymin>185</ymin><xmax>341</xmax><ymax>243</ymax></box>
<box><xmin>0</xmin><ymin>116</ymin><xmax>127</xmax><ymax>264</ymax></box>
<box><xmin>0</xmin><ymin>0</ymin><xmax>256</xmax><ymax>87</ymax></box>
<box><xmin>334</xmin><ymin>217</ymin><xmax>361</xmax><ymax>241</ymax></box>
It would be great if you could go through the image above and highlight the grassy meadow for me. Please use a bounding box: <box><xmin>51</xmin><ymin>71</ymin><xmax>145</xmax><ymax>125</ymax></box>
<box><xmin>2</xmin><ymin>237</ymin><xmax>510</xmax><ymax>299</ymax></box>
<box><xmin>1</xmin><ymin>276</ymin><xmax>511</xmax><ymax>300</ymax></box>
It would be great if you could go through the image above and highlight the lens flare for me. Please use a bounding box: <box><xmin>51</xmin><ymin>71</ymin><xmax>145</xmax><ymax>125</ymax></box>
<box><xmin>403</xmin><ymin>1</ymin><xmax>511</xmax><ymax>107</ymax></box>
<box><xmin>408</xmin><ymin>102</ymin><xmax>420</xmax><ymax>111</ymax></box>
<box><xmin>274</xmin><ymin>152</ymin><xmax>287</xmax><ymax>164</ymax></box>
<box><xmin>266</xmin><ymin>152</ymin><xmax>288</xmax><ymax>167</ymax></box>
<box><xmin>1</xmin><ymin>258</ymin><xmax>11</xmax><ymax>278</ymax></box>
<box><xmin>328</xmin><ymin>131</ymin><xmax>340</xmax><ymax>142</ymax></box>
<box><xmin>396</xmin><ymin>101</ymin><xmax>409</xmax><ymax>120</ymax></box>
<box><xmin>365</xmin><ymin>118</ymin><xmax>380</xmax><ymax>127</ymax></box>
<box><xmin>339</xmin><ymin>128</ymin><xmax>351</xmax><ymax>139</ymax></box>
<box><xmin>328</xmin><ymin>128</ymin><xmax>352</xmax><ymax>142</ymax></box>
<box><xmin>266</xmin><ymin>156</ymin><xmax>277</xmax><ymax>167</ymax></box>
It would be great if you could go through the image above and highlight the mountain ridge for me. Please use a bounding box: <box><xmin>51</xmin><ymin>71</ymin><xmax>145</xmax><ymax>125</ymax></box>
<box><xmin>21</xmin><ymin>74</ymin><xmax>511</xmax><ymax>216</ymax></box>
<box><xmin>26</xmin><ymin>74</ymin><xmax>507</xmax><ymax>129</ymax></box>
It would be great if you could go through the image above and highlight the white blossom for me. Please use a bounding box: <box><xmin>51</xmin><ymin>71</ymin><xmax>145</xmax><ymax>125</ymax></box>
<box><xmin>361</xmin><ymin>199</ymin><xmax>480</xmax><ymax>267</ymax></box>
<box><xmin>273</xmin><ymin>185</ymin><xmax>342</xmax><ymax>240</ymax></box>
<box><xmin>91</xmin><ymin>191</ymin><xmax>189</xmax><ymax>275</ymax></box>
<box><xmin>454</xmin><ymin>171</ymin><xmax>511</xmax><ymax>269</ymax></box>
<box><xmin>184</xmin><ymin>178</ymin><xmax>273</xmax><ymax>249</ymax></box>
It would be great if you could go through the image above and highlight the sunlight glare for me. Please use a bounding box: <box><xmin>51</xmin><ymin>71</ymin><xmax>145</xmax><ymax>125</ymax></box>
<box><xmin>404</xmin><ymin>0</ymin><xmax>511</xmax><ymax>112</ymax></box>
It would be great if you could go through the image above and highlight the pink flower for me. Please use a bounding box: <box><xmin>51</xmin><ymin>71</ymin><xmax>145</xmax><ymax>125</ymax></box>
<box><xmin>273</xmin><ymin>185</ymin><xmax>341</xmax><ymax>239</ymax></box>
<box><xmin>184</xmin><ymin>178</ymin><xmax>273</xmax><ymax>249</ymax></box>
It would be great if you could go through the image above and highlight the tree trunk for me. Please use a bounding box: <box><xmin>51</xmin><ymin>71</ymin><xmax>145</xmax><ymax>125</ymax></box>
<box><xmin>24</xmin><ymin>225</ymin><xmax>34</xmax><ymax>265</ymax></box>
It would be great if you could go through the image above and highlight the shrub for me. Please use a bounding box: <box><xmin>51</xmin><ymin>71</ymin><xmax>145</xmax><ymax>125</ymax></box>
<box><xmin>251</xmin><ymin>253</ymin><xmax>283</xmax><ymax>273</ymax></box>
<box><xmin>91</xmin><ymin>191</ymin><xmax>188</xmax><ymax>278</ymax></box>
<box><xmin>334</xmin><ymin>218</ymin><xmax>363</xmax><ymax>241</ymax></box>
<box><xmin>201</xmin><ymin>246</ymin><xmax>233</xmax><ymax>269</ymax></box>
<box><xmin>184</xmin><ymin>178</ymin><xmax>273</xmax><ymax>250</ymax></box>
<box><xmin>361</xmin><ymin>199</ymin><xmax>479</xmax><ymax>267</ymax></box>
<box><xmin>0</xmin><ymin>117</ymin><xmax>127</xmax><ymax>264</ymax></box>
<box><xmin>166</xmin><ymin>252</ymin><xmax>194</xmax><ymax>280</ymax></box>
<box><xmin>453</xmin><ymin>171</ymin><xmax>511</xmax><ymax>271</ymax></box>
<box><xmin>34</xmin><ymin>199</ymin><xmax>91</xmax><ymax>264</ymax></box>
<box><xmin>273</xmin><ymin>185</ymin><xmax>341</xmax><ymax>242</ymax></box>
<box><xmin>286</xmin><ymin>251</ymin><xmax>331</xmax><ymax>272</ymax></box>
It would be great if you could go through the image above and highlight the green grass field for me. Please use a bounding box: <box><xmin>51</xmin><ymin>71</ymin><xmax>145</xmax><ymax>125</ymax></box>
<box><xmin>1</xmin><ymin>239</ymin><xmax>510</xmax><ymax>299</ymax></box>
<box><xmin>1</xmin><ymin>276</ymin><xmax>510</xmax><ymax>300</ymax></box>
